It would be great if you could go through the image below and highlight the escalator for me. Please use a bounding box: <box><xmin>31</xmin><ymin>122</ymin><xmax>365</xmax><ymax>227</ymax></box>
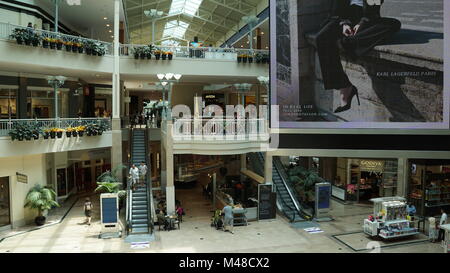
<box><xmin>249</xmin><ymin>153</ymin><xmax>311</xmax><ymax>222</ymax></box>
<box><xmin>126</xmin><ymin>128</ymin><xmax>153</xmax><ymax>235</ymax></box>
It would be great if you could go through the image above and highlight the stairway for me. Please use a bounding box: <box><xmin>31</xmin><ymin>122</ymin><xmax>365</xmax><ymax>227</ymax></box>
<box><xmin>250</xmin><ymin>153</ymin><xmax>307</xmax><ymax>222</ymax></box>
<box><xmin>128</xmin><ymin>129</ymin><xmax>152</xmax><ymax>234</ymax></box>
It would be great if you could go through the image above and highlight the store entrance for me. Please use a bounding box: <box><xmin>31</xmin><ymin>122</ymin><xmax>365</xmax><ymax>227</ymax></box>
<box><xmin>0</xmin><ymin>177</ymin><xmax>11</xmax><ymax>228</ymax></box>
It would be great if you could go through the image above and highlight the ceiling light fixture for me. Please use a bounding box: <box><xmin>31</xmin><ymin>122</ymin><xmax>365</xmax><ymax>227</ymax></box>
<box><xmin>106</xmin><ymin>24</ymin><xmax>110</xmax><ymax>27</ymax></box>
<box><xmin>103</xmin><ymin>17</ymin><xmax>107</xmax><ymax>20</ymax></box>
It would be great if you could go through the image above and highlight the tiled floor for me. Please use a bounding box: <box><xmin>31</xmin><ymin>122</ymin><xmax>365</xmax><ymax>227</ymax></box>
<box><xmin>0</xmin><ymin>184</ymin><xmax>445</xmax><ymax>253</ymax></box>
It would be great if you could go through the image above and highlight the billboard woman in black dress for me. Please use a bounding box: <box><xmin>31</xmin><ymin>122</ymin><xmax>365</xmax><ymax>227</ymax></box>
<box><xmin>314</xmin><ymin>0</ymin><xmax>401</xmax><ymax>113</ymax></box>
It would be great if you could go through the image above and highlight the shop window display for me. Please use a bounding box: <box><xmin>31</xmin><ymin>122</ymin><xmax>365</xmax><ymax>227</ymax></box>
<box><xmin>408</xmin><ymin>160</ymin><xmax>450</xmax><ymax>217</ymax></box>
<box><xmin>0</xmin><ymin>89</ymin><xmax>17</xmax><ymax>119</ymax></box>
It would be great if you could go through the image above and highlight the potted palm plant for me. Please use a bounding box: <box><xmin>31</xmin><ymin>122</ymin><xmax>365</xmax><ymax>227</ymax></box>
<box><xmin>146</xmin><ymin>44</ymin><xmax>155</xmax><ymax>59</ymax></box>
<box><xmin>24</xmin><ymin>184</ymin><xmax>59</xmax><ymax>226</ymax></box>
<box><xmin>95</xmin><ymin>164</ymin><xmax>127</xmax><ymax>210</ymax></box>
<box><xmin>8</xmin><ymin>123</ymin><xmax>28</xmax><ymax>141</ymax></box>
<box><xmin>84</xmin><ymin>40</ymin><xmax>94</xmax><ymax>55</ymax></box>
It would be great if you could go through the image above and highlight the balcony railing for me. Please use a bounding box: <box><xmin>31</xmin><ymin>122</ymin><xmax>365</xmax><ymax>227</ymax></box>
<box><xmin>0</xmin><ymin>118</ymin><xmax>112</xmax><ymax>137</ymax></box>
<box><xmin>170</xmin><ymin>118</ymin><xmax>269</xmax><ymax>141</ymax></box>
<box><xmin>120</xmin><ymin>44</ymin><xmax>270</xmax><ymax>62</ymax></box>
<box><xmin>0</xmin><ymin>22</ymin><xmax>113</xmax><ymax>56</ymax></box>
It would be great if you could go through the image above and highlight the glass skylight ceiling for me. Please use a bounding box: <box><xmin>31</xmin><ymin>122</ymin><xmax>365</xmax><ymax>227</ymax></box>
<box><xmin>162</xmin><ymin>0</ymin><xmax>203</xmax><ymax>40</ymax></box>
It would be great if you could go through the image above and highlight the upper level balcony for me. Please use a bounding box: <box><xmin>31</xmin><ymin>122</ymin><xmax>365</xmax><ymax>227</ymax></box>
<box><xmin>0</xmin><ymin>22</ymin><xmax>269</xmax><ymax>79</ymax></box>
<box><xmin>161</xmin><ymin>117</ymin><xmax>270</xmax><ymax>155</ymax></box>
<box><xmin>0</xmin><ymin>118</ymin><xmax>112</xmax><ymax>158</ymax></box>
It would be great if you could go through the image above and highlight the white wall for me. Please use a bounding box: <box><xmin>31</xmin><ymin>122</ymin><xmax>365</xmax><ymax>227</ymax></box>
<box><xmin>0</xmin><ymin>154</ymin><xmax>47</xmax><ymax>227</ymax></box>
<box><xmin>0</xmin><ymin>6</ymin><xmax>43</xmax><ymax>27</ymax></box>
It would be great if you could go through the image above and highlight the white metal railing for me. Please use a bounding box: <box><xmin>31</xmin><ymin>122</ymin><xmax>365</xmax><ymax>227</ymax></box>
<box><xmin>120</xmin><ymin>44</ymin><xmax>270</xmax><ymax>61</ymax></box>
<box><xmin>0</xmin><ymin>22</ymin><xmax>113</xmax><ymax>56</ymax></box>
<box><xmin>0</xmin><ymin>118</ymin><xmax>112</xmax><ymax>137</ymax></box>
<box><xmin>171</xmin><ymin>118</ymin><xmax>269</xmax><ymax>140</ymax></box>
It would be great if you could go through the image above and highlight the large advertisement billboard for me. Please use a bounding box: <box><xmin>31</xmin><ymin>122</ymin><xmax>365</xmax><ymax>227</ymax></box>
<box><xmin>271</xmin><ymin>0</ymin><xmax>449</xmax><ymax>129</ymax></box>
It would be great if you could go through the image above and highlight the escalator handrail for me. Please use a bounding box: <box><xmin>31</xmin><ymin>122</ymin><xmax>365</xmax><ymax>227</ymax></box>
<box><xmin>126</xmin><ymin>127</ymin><xmax>134</xmax><ymax>234</ymax></box>
<box><xmin>144</xmin><ymin>127</ymin><xmax>153</xmax><ymax>234</ymax></box>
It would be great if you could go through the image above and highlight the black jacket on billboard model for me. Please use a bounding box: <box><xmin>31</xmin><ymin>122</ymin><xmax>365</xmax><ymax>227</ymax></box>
<box><xmin>314</xmin><ymin>0</ymin><xmax>401</xmax><ymax>90</ymax></box>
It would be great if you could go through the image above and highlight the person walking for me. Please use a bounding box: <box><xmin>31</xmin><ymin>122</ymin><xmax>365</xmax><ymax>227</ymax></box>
<box><xmin>84</xmin><ymin>197</ymin><xmax>93</xmax><ymax>225</ymax></box>
<box><xmin>138</xmin><ymin>161</ymin><xmax>148</xmax><ymax>187</ymax></box>
<box><xmin>129</xmin><ymin>164</ymin><xmax>140</xmax><ymax>191</ymax></box>
<box><xmin>438</xmin><ymin>207</ymin><xmax>448</xmax><ymax>242</ymax></box>
<box><xmin>222</xmin><ymin>203</ymin><xmax>234</xmax><ymax>234</ymax></box>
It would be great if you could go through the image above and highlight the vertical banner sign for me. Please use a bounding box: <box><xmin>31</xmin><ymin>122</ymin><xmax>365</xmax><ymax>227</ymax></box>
<box><xmin>258</xmin><ymin>184</ymin><xmax>276</xmax><ymax>220</ymax></box>
<box><xmin>100</xmin><ymin>193</ymin><xmax>119</xmax><ymax>233</ymax></box>
<box><xmin>315</xmin><ymin>182</ymin><xmax>331</xmax><ymax>220</ymax></box>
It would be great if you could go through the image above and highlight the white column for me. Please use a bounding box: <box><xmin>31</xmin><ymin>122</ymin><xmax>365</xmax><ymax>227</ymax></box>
<box><xmin>397</xmin><ymin>158</ymin><xmax>408</xmax><ymax>197</ymax></box>
<box><xmin>165</xmin><ymin>121</ymin><xmax>175</xmax><ymax>214</ymax></box>
<box><xmin>112</xmin><ymin>0</ymin><xmax>120</xmax><ymax>120</ymax></box>
<box><xmin>264</xmin><ymin>152</ymin><xmax>273</xmax><ymax>184</ymax></box>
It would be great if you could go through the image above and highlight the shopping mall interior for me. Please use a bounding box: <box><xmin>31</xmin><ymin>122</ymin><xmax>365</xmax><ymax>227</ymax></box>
<box><xmin>0</xmin><ymin>0</ymin><xmax>448</xmax><ymax>255</ymax></box>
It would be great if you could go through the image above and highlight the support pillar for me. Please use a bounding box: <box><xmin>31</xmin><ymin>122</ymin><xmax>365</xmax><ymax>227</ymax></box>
<box><xmin>264</xmin><ymin>152</ymin><xmax>273</xmax><ymax>184</ymax></box>
<box><xmin>397</xmin><ymin>158</ymin><xmax>408</xmax><ymax>197</ymax></box>
<box><xmin>111</xmin><ymin>0</ymin><xmax>123</xmax><ymax>181</ymax></box>
<box><xmin>240</xmin><ymin>154</ymin><xmax>247</xmax><ymax>181</ymax></box>
<box><xmin>165</xmin><ymin>120</ymin><xmax>175</xmax><ymax>214</ymax></box>
<box><xmin>18</xmin><ymin>77</ymin><xmax>27</xmax><ymax>119</ymax></box>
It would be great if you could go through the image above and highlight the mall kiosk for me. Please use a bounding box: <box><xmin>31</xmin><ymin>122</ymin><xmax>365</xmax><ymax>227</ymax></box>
<box><xmin>441</xmin><ymin>224</ymin><xmax>450</xmax><ymax>253</ymax></box>
<box><xmin>363</xmin><ymin>197</ymin><xmax>419</xmax><ymax>239</ymax></box>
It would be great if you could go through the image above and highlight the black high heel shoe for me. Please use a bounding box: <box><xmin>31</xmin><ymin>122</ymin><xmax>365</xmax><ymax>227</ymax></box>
<box><xmin>334</xmin><ymin>85</ymin><xmax>360</xmax><ymax>113</ymax></box>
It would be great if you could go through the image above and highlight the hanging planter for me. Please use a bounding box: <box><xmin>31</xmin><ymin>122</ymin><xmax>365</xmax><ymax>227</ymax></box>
<box><xmin>43</xmin><ymin>132</ymin><xmax>49</xmax><ymax>139</ymax></box>
<box><xmin>24</xmin><ymin>39</ymin><xmax>31</xmax><ymax>46</ymax></box>
<box><xmin>167</xmin><ymin>52</ymin><xmax>173</xmax><ymax>60</ymax></box>
<box><xmin>56</xmin><ymin>40</ymin><xmax>63</xmax><ymax>50</ymax></box>
<box><xmin>42</xmin><ymin>39</ymin><xmax>49</xmax><ymax>48</ymax></box>
<box><xmin>78</xmin><ymin>130</ymin><xmax>84</xmax><ymax>137</ymax></box>
<box><xmin>72</xmin><ymin>44</ymin><xmax>78</xmax><ymax>53</ymax></box>
<box><xmin>50</xmin><ymin>41</ymin><xmax>56</xmax><ymax>49</ymax></box>
<box><xmin>154</xmin><ymin>50</ymin><xmax>161</xmax><ymax>60</ymax></box>
<box><xmin>50</xmin><ymin>131</ymin><xmax>56</xmax><ymax>139</ymax></box>
<box><xmin>78</xmin><ymin>45</ymin><xmax>84</xmax><ymax>53</ymax></box>
<box><xmin>134</xmin><ymin>53</ymin><xmax>139</xmax><ymax>59</ymax></box>
<box><xmin>140</xmin><ymin>53</ymin><xmax>146</xmax><ymax>59</ymax></box>
<box><xmin>56</xmin><ymin>131</ymin><xmax>63</xmax><ymax>138</ymax></box>
<box><xmin>66</xmin><ymin>131</ymin><xmax>71</xmax><ymax>137</ymax></box>
<box><xmin>248</xmin><ymin>56</ymin><xmax>253</xmax><ymax>63</ymax></box>
<box><xmin>242</xmin><ymin>55</ymin><xmax>248</xmax><ymax>63</ymax></box>
<box><xmin>161</xmin><ymin>53</ymin><xmax>167</xmax><ymax>60</ymax></box>
<box><xmin>237</xmin><ymin>55</ymin><xmax>243</xmax><ymax>63</ymax></box>
<box><xmin>72</xmin><ymin>130</ymin><xmax>78</xmax><ymax>137</ymax></box>
<box><xmin>146</xmin><ymin>53</ymin><xmax>152</xmax><ymax>59</ymax></box>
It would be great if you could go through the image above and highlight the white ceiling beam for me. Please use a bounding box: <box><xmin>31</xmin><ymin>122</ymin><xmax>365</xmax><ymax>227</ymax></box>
<box><xmin>203</xmin><ymin>0</ymin><xmax>252</xmax><ymax>15</ymax></box>
<box><xmin>125</xmin><ymin>0</ymin><xmax>171</xmax><ymax>11</ymax></box>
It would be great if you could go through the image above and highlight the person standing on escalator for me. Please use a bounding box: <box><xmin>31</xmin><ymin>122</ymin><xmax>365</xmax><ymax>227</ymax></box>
<box><xmin>139</xmin><ymin>161</ymin><xmax>148</xmax><ymax>188</ymax></box>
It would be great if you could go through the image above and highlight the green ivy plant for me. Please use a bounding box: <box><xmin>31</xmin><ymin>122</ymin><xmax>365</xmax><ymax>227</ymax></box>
<box><xmin>288</xmin><ymin>166</ymin><xmax>324</xmax><ymax>202</ymax></box>
<box><xmin>95</xmin><ymin>164</ymin><xmax>127</xmax><ymax>200</ymax></box>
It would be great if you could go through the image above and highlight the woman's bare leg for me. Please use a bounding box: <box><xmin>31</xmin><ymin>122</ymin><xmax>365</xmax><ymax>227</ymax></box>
<box><xmin>338</xmin><ymin>86</ymin><xmax>353</xmax><ymax>107</ymax></box>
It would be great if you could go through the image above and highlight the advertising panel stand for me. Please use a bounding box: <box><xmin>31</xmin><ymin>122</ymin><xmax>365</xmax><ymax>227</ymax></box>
<box><xmin>100</xmin><ymin>193</ymin><xmax>121</xmax><ymax>239</ymax></box>
<box><xmin>315</xmin><ymin>182</ymin><xmax>332</xmax><ymax>222</ymax></box>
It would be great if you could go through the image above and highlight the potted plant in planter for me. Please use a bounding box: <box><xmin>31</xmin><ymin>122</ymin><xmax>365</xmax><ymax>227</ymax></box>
<box><xmin>65</xmin><ymin>127</ymin><xmax>73</xmax><ymax>137</ymax></box>
<box><xmin>146</xmin><ymin>44</ymin><xmax>154</xmax><ymax>59</ymax></box>
<box><xmin>56</xmin><ymin>37</ymin><xmax>64</xmax><ymax>50</ymax></box>
<box><xmin>76</xmin><ymin>125</ymin><xmax>86</xmax><ymax>137</ymax></box>
<box><xmin>133</xmin><ymin>46</ymin><xmax>143</xmax><ymax>59</ymax></box>
<box><xmin>95</xmin><ymin>164</ymin><xmax>127</xmax><ymax>210</ymax></box>
<box><xmin>161</xmin><ymin>51</ymin><xmax>167</xmax><ymax>60</ymax></box>
<box><xmin>30</xmin><ymin>32</ymin><xmax>40</xmax><ymax>47</ymax></box>
<box><xmin>248</xmin><ymin>53</ymin><xmax>253</xmax><ymax>63</ymax></box>
<box><xmin>31</xmin><ymin>124</ymin><xmax>41</xmax><ymax>140</ymax></box>
<box><xmin>56</xmin><ymin>128</ymin><xmax>64</xmax><ymax>138</ymax></box>
<box><xmin>10</xmin><ymin>28</ymin><xmax>28</xmax><ymax>45</ymax></box>
<box><xmin>242</xmin><ymin>54</ymin><xmax>248</xmax><ymax>63</ymax></box>
<box><xmin>167</xmin><ymin>51</ymin><xmax>173</xmax><ymax>60</ymax></box>
<box><xmin>24</xmin><ymin>184</ymin><xmax>59</xmax><ymax>226</ymax></box>
<box><xmin>255</xmin><ymin>53</ymin><xmax>262</xmax><ymax>63</ymax></box>
<box><xmin>49</xmin><ymin>38</ymin><xmax>57</xmax><ymax>49</ymax></box>
<box><xmin>75</xmin><ymin>38</ymin><xmax>84</xmax><ymax>53</ymax></box>
<box><xmin>237</xmin><ymin>54</ymin><xmax>244</xmax><ymax>63</ymax></box>
<box><xmin>154</xmin><ymin>49</ymin><xmax>161</xmax><ymax>60</ymax></box>
<box><xmin>64</xmin><ymin>40</ymin><xmax>73</xmax><ymax>52</ymax></box>
<box><xmin>49</xmin><ymin>128</ymin><xmax>57</xmax><ymax>139</ymax></box>
<box><xmin>95</xmin><ymin>43</ymin><xmax>107</xmax><ymax>56</ymax></box>
<box><xmin>142</xmin><ymin>45</ymin><xmax>153</xmax><ymax>59</ymax></box>
<box><xmin>263</xmin><ymin>53</ymin><xmax>270</xmax><ymax>64</ymax></box>
<box><xmin>42</xmin><ymin>37</ymin><xmax>50</xmax><ymax>48</ymax></box>
<box><xmin>8</xmin><ymin>123</ymin><xmax>27</xmax><ymax>141</ymax></box>
<box><xmin>84</xmin><ymin>40</ymin><xmax>94</xmax><ymax>55</ymax></box>
<box><xmin>43</xmin><ymin>129</ymin><xmax>50</xmax><ymax>139</ymax></box>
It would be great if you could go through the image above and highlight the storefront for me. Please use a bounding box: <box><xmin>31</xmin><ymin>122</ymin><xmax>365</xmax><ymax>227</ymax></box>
<box><xmin>408</xmin><ymin>159</ymin><xmax>450</xmax><ymax>217</ymax></box>
<box><xmin>0</xmin><ymin>177</ymin><xmax>10</xmax><ymax>229</ymax></box>
<box><xmin>331</xmin><ymin>158</ymin><xmax>398</xmax><ymax>203</ymax></box>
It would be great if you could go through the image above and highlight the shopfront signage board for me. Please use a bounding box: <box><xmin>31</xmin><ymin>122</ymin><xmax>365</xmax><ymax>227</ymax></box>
<box><xmin>331</xmin><ymin>185</ymin><xmax>345</xmax><ymax>201</ymax></box>
<box><xmin>258</xmin><ymin>184</ymin><xmax>276</xmax><ymax>220</ymax></box>
<box><xmin>16</xmin><ymin>172</ymin><xmax>27</xmax><ymax>183</ymax></box>
<box><xmin>100</xmin><ymin>193</ymin><xmax>120</xmax><ymax>236</ymax></box>
<box><xmin>315</xmin><ymin>182</ymin><xmax>331</xmax><ymax>221</ymax></box>
<box><xmin>359</xmin><ymin>160</ymin><xmax>384</xmax><ymax>172</ymax></box>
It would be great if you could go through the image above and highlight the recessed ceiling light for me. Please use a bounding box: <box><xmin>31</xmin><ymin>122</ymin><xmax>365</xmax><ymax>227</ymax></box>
<box><xmin>265</xmin><ymin>46</ymin><xmax>268</xmax><ymax>49</ymax></box>
<box><xmin>261</xmin><ymin>32</ymin><xmax>264</xmax><ymax>35</ymax></box>
<box><xmin>111</xmin><ymin>35</ymin><xmax>114</xmax><ymax>38</ymax></box>
<box><xmin>106</xmin><ymin>24</ymin><xmax>110</xmax><ymax>27</ymax></box>
<box><xmin>109</xmin><ymin>30</ymin><xmax>112</xmax><ymax>33</ymax></box>
<box><xmin>241</xmin><ymin>45</ymin><xmax>243</xmax><ymax>48</ymax></box>
<box><xmin>246</xmin><ymin>41</ymin><xmax>249</xmax><ymax>44</ymax></box>
<box><xmin>103</xmin><ymin>17</ymin><xmax>107</xmax><ymax>20</ymax></box>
